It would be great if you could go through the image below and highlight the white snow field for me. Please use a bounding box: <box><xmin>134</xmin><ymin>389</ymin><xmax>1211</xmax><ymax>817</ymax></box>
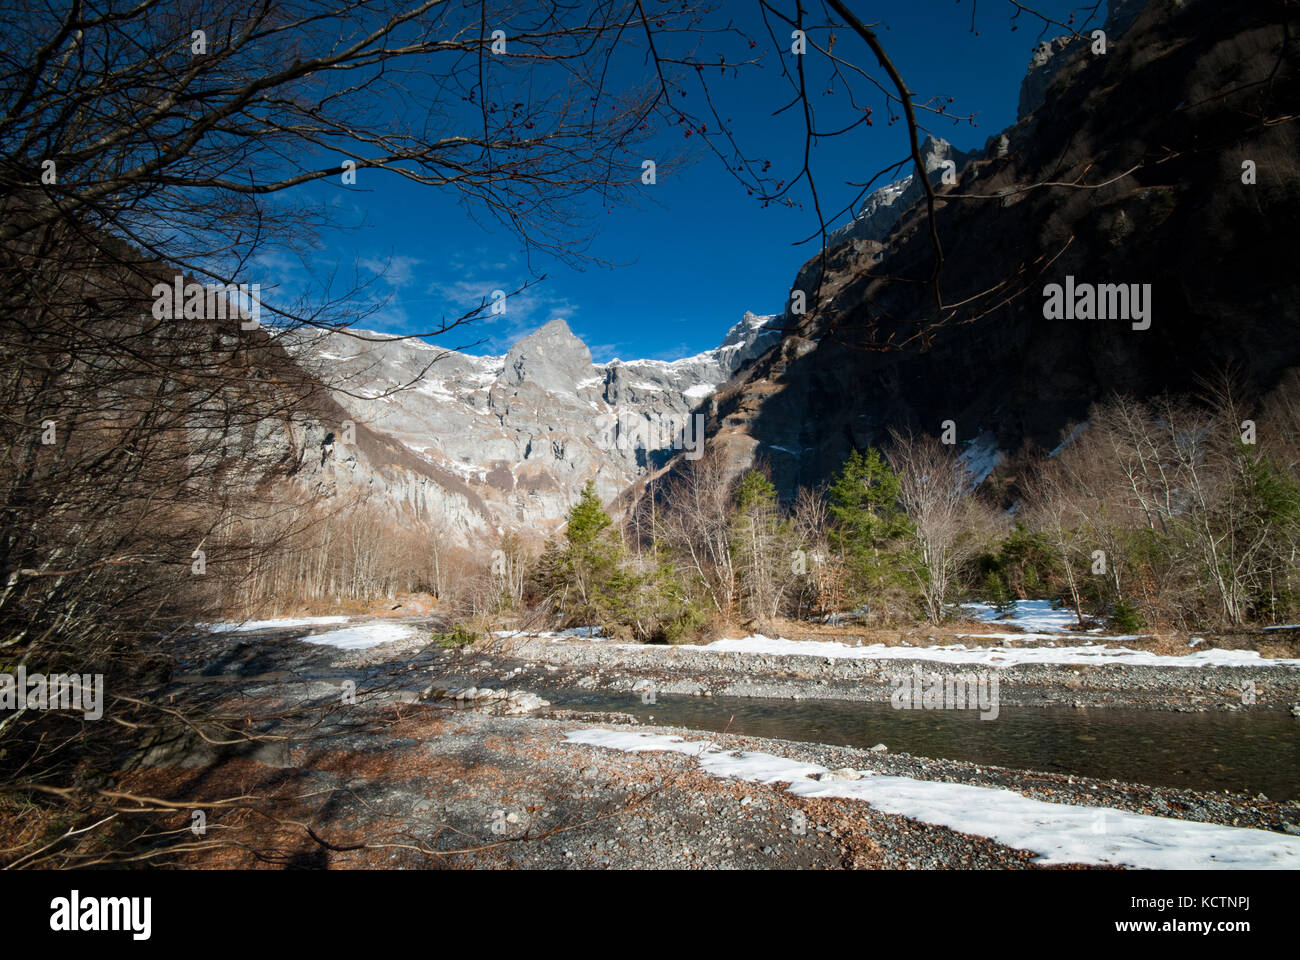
<box><xmin>566</xmin><ymin>729</ymin><xmax>1300</xmax><ymax>870</ymax></box>
<box><xmin>206</xmin><ymin>616</ymin><xmax>351</xmax><ymax>633</ymax></box>
<box><xmin>675</xmin><ymin>634</ymin><xmax>1300</xmax><ymax>668</ymax></box>
<box><xmin>965</xmin><ymin>599</ymin><xmax>1099</xmax><ymax>633</ymax></box>
<box><xmin>299</xmin><ymin>622</ymin><xmax>422</xmax><ymax>650</ymax></box>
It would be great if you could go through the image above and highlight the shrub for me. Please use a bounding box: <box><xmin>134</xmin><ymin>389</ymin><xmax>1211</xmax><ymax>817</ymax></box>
<box><xmin>432</xmin><ymin>624</ymin><xmax>478</xmax><ymax>648</ymax></box>
<box><xmin>655</xmin><ymin>593</ymin><xmax>717</xmax><ymax>645</ymax></box>
<box><xmin>994</xmin><ymin>524</ymin><xmax>1057</xmax><ymax>598</ymax></box>
<box><xmin>1110</xmin><ymin>598</ymin><xmax>1145</xmax><ymax>633</ymax></box>
<box><xmin>982</xmin><ymin>569</ymin><xmax>1016</xmax><ymax>615</ymax></box>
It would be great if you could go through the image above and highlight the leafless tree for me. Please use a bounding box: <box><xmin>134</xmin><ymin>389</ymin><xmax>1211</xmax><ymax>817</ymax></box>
<box><xmin>1021</xmin><ymin>456</ymin><xmax>1091</xmax><ymax>627</ymax></box>
<box><xmin>790</xmin><ymin>484</ymin><xmax>842</xmax><ymax>618</ymax></box>
<box><xmin>0</xmin><ymin>0</ymin><xmax>741</xmax><ymax>865</ymax></box>
<box><xmin>886</xmin><ymin>428</ymin><xmax>979</xmax><ymax>624</ymax></box>
<box><xmin>656</xmin><ymin>446</ymin><xmax>739</xmax><ymax>618</ymax></box>
<box><xmin>730</xmin><ymin>468</ymin><xmax>796</xmax><ymax>627</ymax></box>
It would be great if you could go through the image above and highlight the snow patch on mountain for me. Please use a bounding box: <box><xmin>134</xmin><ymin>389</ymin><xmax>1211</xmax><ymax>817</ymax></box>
<box><xmin>826</xmin><ymin>137</ymin><xmax>974</xmax><ymax>250</ymax></box>
<box><xmin>283</xmin><ymin>311</ymin><xmax>782</xmax><ymax>536</ymax></box>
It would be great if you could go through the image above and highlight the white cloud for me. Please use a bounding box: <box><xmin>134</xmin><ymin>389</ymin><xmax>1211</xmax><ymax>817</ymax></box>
<box><xmin>359</xmin><ymin>254</ymin><xmax>424</xmax><ymax>289</ymax></box>
<box><xmin>417</xmin><ymin>276</ymin><xmax>579</xmax><ymax>353</ymax></box>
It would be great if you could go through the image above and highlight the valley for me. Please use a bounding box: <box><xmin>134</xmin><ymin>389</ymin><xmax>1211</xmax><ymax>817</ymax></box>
<box><xmin>3</xmin><ymin>0</ymin><xmax>1299</xmax><ymax>885</ymax></box>
<box><xmin>99</xmin><ymin>610</ymin><xmax>1300</xmax><ymax>870</ymax></box>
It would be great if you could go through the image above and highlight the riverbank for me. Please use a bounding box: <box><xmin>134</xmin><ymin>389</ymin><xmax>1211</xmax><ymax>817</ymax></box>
<box><xmin>88</xmin><ymin>617</ymin><xmax>1300</xmax><ymax>869</ymax></box>
<box><xmin>493</xmin><ymin>630</ymin><xmax>1300</xmax><ymax>711</ymax></box>
<box><xmin>117</xmin><ymin>698</ymin><xmax>1300</xmax><ymax>869</ymax></box>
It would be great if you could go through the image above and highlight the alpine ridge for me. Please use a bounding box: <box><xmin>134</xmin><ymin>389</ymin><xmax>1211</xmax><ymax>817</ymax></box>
<box><xmin>281</xmin><ymin>311</ymin><xmax>782</xmax><ymax>540</ymax></box>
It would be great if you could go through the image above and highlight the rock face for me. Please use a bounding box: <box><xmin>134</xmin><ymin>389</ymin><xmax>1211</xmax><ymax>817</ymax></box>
<box><xmin>1017</xmin><ymin>35</ymin><xmax>1077</xmax><ymax>121</ymax></box>
<box><xmin>501</xmin><ymin>318</ymin><xmax>592</xmax><ymax>393</ymax></box>
<box><xmin>283</xmin><ymin>312</ymin><xmax>781</xmax><ymax>539</ymax></box>
<box><xmin>231</xmin><ymin>380</ymin><xmax>501</xmax><ymax>547</ymax></box>
<box><xmin>673</xmin><ymin>0</ymin><xmax>1300</xmax><ymax>499</ymax></box>
<box><xmin>825</xmin><ymin>136</ymin><xmax>975</xmax><ymax>249</ymax></box>
<box><xmin>1017</xmin><ymin>0</ymin><xmax>1148</xmax><ymax>120</ymax></box>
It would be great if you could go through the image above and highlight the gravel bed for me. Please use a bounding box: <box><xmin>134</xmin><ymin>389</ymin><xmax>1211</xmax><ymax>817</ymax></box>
<box><xmin>499</xmin><ymin>636</ymin><xmax>1300</xmax><ymax>711</ymax></box>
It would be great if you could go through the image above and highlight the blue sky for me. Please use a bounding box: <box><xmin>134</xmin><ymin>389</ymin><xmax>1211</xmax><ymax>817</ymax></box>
<box><xmin>269</xmin><ymin>0</ymin><xmax>1095</xmax><ymax>362</ymax></box>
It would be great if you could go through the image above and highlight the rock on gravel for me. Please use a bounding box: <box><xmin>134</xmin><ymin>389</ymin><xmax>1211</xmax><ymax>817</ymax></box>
<box><xmin>817</xmin><ymin>768</ymin><xmax>863</xmax><ymax>782</ymax></box>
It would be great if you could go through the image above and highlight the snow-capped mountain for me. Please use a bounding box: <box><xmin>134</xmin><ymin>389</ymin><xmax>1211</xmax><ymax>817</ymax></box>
<box><xmin>283</xmin><ymin>311</ymin><xmax>781</xmax><ymax>539</ymax></box>
<box><xmin>825</xmin><ymin>135</ymin><xmax>973</xmax><ymax>250</ymax></box>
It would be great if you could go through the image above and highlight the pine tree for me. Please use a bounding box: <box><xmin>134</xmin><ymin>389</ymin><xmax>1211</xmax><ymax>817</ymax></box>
<box><xmin>566</xmin><ymin>480</ymin><xmax>612</xmax><ymax>548</ymax></box>
<box><xmin>826</xmin><ymin>448</ymin><xmax>914</xmax><ymax>611</ymax></box>
<box><xmin>827</xmin><ymin>448</ymin><xmax>906</xmax><ymax>544</ymax></box>
<box><xmin>558</xmin><ymin>481</ymin><xmax>620</xmax><ymax>621</ymax></box>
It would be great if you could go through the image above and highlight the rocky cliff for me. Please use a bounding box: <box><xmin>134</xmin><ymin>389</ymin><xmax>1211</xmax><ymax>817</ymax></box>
<box><xmin>681</xmin><ymin>0</ymin><xmax>1300</xmax><ymax>497</ymax></box>
<box><xmin>283</xmin><ymin>0</ymin><xmax>1298</xmax><ymax>531</ymax></box>
<box><xmin>282</xmin><ymin>311</ymin><xmax>781</xmax><ymax>539</ymax></box>
<box><xmin>824</xmin><ymin>136</ymin><xmax>975</xmax><ymax>250</ymax></box>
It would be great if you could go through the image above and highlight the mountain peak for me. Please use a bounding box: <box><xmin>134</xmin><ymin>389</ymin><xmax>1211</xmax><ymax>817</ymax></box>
<box><xmin>501</xmin><ymin>316</ymin><xmax>592</xmax><ymax>392</ymax></box>
<box><xmin>826</xmin><ymin>136</ymin><xmax>973</xmax><ymax>250</ymax></box>
<box><xmin>531</xmin><ymin>317</ymin><xmax>576</xmax><ymax>338</ymax></box>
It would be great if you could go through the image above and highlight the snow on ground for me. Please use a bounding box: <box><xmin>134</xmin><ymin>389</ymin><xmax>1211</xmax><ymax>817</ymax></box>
<box><xmin>954</xmin><ymin>632</ymin><xmax>1088</xmax><ymax>643</ymax></box>
<box><xmin>958</xmin><ymin>434</ymin><xmax>1003</xmax><ymax>487</ymax></box>
<box><xmin>206</xmin><ymin>616</ymin><xmax>351</xmax><ymax>633</ymax></box>
<box><xmin>1049</xmin><ymin>421</ymin><xmax>1089</xmax><ymax>458</ymax></box>
<box><xmin>964</xmin><ymin>599</ymin><xmax>1085</xmax><ymax>633</ymax></box>
<box><xmin>510</xmin><ymin>603</ymin><xmax>1297</xmax><ymax>667</ymax></box>
<box><xmin>495</xmin><ymin>626</ymin><xmax>614</xmax><ymax>641</ymax></box>
<box><xmin>681</xmin><ymin>634</ymin><xmax>1300</xmax><ymax>667</ymax></box>
<box><xmin>300</xmin><ymin>622</ymin><xmax>422</xmax><ymax>650</ymax></box>
<box><xmin>566</xmin><ymin>729</ymin><xmax>1300</xmax><ymax>870</ymax></box>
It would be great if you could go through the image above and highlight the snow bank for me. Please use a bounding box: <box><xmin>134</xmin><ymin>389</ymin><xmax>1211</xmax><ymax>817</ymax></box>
<box><xmin>954</xmin><ymin>632</ymin><xmax>1094</xmax><ymax>643</ymax></box>
<box><xmin>207</xmin><ymin>616</ymin><xmax>350</xmax><ymax>633</ymax></box>
<box><xmin>300</xmin><ymin>622</ymin><xmax>422</xmax><ymax>650</ymax></box>
<box><xmin>495</xmin><ymin>626</ymin><xmax>613</xmax><ymax>641</ymax></box>
<box><xmin>684</xmin><ymin>634</ymin><xmax>1300</xmax><ymax>668</ymax></box>
<box><xmin>566</xmin><ymin>729</ymin><xmax>1300</xmax><ymax>870</ymax></box>
<box><xmin>958</xmin><ymin>434</ymin><xmax>1003</xmax><ymax>487</ymax></box>
<box><xmin>964</xmin><ymin>599</ymin><xmax>1085</xmax><ymax>633</ymax></box>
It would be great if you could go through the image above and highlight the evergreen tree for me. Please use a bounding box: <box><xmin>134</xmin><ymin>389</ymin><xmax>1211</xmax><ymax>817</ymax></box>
<box><xmin>566</xmin><ymin>480</ymin><xmax>613</xmax><ymax>548</ymax></box>
<box><xmin>827</xmin><ymin>448</ymin><xmax>906</xmax><ymax>544</ymax></box>
<box><xmin>735</xmin><ymin>470</ymin><xmax>779</xmax><ymax>514</ymax></box>
<box><xmin>561</xmin><ymin>481</ymin><xmax>620</xmax><ymax>620</ymax></box>
<box><xmin>530</xmin><ymin>480</ymin><xmax>714</xmax><ymax>642</ymax></box>
<box><xmin>826</xmin><ymin>448</ymin><xmax>914</xmax><ymax>610</ymax></box>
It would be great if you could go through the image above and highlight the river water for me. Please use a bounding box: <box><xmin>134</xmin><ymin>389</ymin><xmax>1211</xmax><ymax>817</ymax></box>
<box><xmin>178</xmin><ymin>624</ymin><xmax>1300</xmax><ymax>800</ymax></box>
<box><xmin>545</xmin><ymin>688</ymin><xmax>1300</xmax><ymax>800</ymax></box>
